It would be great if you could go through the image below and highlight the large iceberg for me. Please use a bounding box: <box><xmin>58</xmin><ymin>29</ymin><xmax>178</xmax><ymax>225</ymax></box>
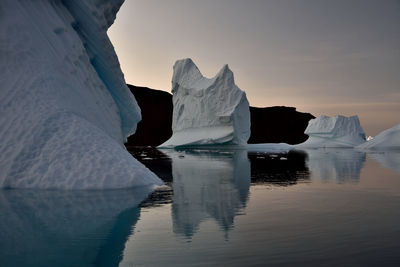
<box><xmin>159</xmin><ymin>58</ymin><xmax>250</xmax><ymax>147</ymax></box>
<box><xmin>296</xmin><ymin>115</ymin><xmax>366</xmax><ymax>148</ymax></box>
<box><xmin>357</xmin><ymin>124</ymin><xmax>400</xmax><ymax>150</ymax></box>
<box><xmin>0</xmin><ymin>0</ymin><xmax>161</xmax><ymax>188</ymax></box>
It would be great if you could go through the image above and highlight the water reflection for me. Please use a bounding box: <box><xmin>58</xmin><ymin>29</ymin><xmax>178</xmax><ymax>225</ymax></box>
<box><xmin>248</xmin><ymin>150</ymin><xmax>310</xmax><ymax>186</ymax></box>
<box><xmin>366</xmin><ymin>151</ymin><xmax>400</xmax><ymax>175</ymax></box>
<box><xmin>135</xmin><ymin>148</ymin><xmax>312</xmax><ymax>238</ymax></box>
<box><xmin>160</xmin><ymin>149</ymin><xmax>250</xmax><ymax>237</ymax></box>
<box><xmin>120</xmin><ymin>148</ymin><xmax>400</xmax><ymax>266</ymax></box>
<box><xmin>3</xmin><ymin>148</ymin><xmax>399</xmax><ymax>266</ymax></box>
<box><xmin>129</xmin><ymin>148</ymin><xmax>173</xmax><ymax>182</ymax></box>
<box><xmin>0</xmin><ymin>187</ymin><xmax>154</xmax><ymax>267</ymax></box>
<box><xmin>298</xmin><ymin>148</ymin><xmax>366</xmax><ymax>183</ymax></box>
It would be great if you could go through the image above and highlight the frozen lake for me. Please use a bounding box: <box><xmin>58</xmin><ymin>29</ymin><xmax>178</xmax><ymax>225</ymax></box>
<box><xmin>1</xmin><ymin>148</ymin><xmax>400</xmax><ymax>266</ymax></box>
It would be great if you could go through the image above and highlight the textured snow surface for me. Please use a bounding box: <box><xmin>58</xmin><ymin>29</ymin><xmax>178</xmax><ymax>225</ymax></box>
<box><xmin>0</xmin><ymin>0</ymin><xmax>161</xmax><ymax>189</ymax></box>
<box><xmin>297</xmin><ymin>115</ymin><xmax>366</xmax><ymax>148</ymax></box>
<box><xmin>159</xmin><ymin>58</ymin><xmax>250</xmax><ymax>147</ymax></box>
<box><xmin>357</xmin><ymin>124</ymin><xmax>400</xmax><ymax>150</ymax></box>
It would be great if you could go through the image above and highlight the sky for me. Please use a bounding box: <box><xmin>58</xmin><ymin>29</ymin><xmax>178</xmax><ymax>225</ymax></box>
<box><xmin>108</xmin><ymin>0</ymin><xmax>400</xmax><ymax>136</ymax></box>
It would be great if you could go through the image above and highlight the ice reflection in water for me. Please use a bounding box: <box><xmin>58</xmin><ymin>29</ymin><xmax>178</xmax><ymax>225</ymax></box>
<box><xmin>366</xmin><ymin>151</ymin><xmax>400</xmax><ymax>174</ymax></box>
<box><xmin>0</xmin><ymin>187</ymin><xmax>154</xmax><ymax>267</ymax></box>
<box><xmin>119</xmin><ymin>148</ymin><xmax>400</xmax><ymax>267</ymax></box>
<box><xmin>298</xmin><ymin>148</ymin><xmax>366</xmax><ymax>183</ymax></box>
<box><xmin>2</xmin><ymin>148</ymin><xmax>400</xmax><ymax>267</ymax></box>
<box><xmin>139</xmin><ymin>148</ymin><xmax>312</xmax><ymax>239</ymax></box>
<box><xmin>164</xmin><ymin>149</ymin><xmax>250</xmax><ymax>237</ymax></box>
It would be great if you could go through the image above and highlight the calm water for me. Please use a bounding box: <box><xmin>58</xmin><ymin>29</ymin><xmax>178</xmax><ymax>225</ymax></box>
<box><xmin>1</xmin><ymin>148</ymin><xmax>400</xmax><ymax>266</ymax></box>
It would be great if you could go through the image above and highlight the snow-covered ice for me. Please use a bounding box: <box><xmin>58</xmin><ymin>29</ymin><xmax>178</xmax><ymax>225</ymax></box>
<box><xmin>0</xmin><ymin>0</ymin><xmax>161</xmax><ymax>189</ymax></box>
<box><xmin>159</xmin><ymin>58</ymin><xmax>250</xmax><ymax>148</ymax></box>
<box><xmin>357</xmin><ymin>124</ymin><xmax>400</xmax><ymax>150</ymax></box>
<box><xmin>296</xmin><ymin>115</ymin><xmax>366</xmax><ymax>148</ymax></box>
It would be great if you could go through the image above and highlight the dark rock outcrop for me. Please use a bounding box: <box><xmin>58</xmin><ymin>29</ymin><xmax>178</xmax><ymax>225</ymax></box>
<box><xmin>125</xmin><ymin>85</ymin><xmax>314</xmax><ymax>146</ymax></box>
<box><xmin>248</xmin><ymin>106</ymin><xmax>314</xmax><ymax>144</ymax></box>
<box><xmin>126</xmin><ymin>85</ymin><xmax>172</xmax><ymax>147</ymax></box>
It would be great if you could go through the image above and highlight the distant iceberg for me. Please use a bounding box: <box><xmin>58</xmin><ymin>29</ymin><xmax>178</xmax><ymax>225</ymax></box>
<box><xmin>0</xmin><ymin>0</ymin><xmax>161</xmax><ymax>188</ymax></box>
<box><xmin>357</xmin><ymin>124</ymin><xmax>400</xmax><ymax>150</ymax></box>
<box><xmin>159</xmin><ymin>58</ymin><xmax>250</xmax><ymax>147</ymax></box>
<box><xmin>296</xmin><ymin>115</ymin><xmax>366</xmax><ymax>148</ymax></box>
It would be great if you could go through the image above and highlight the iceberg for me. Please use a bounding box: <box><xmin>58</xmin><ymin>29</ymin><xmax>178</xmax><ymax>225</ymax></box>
<box><xmin>159</xmin><ymin>58</ymin><xmax>251</xmax><ymax>147</ymax></box>
<box><xmin>357</xmin><ymin>124</ymin><xmax>400</xmax><ymax>150</ymax></box>
<box><xmin>296</xmin><ymin>115</ymin><xmax>366</xmax><ymax>148</ymax></box>
<box><xmin>0</xmin><ymin>0</ymin><xmax>161</xmax><ymax>188</ymax></box>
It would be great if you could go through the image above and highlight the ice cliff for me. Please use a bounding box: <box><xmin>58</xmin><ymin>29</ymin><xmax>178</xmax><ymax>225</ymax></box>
<box><xmin>159</xmin><ymin>58</ymin><xmax>251</xmax><ymax>147</ymax></box>
<box><xmin>0</xmin><ymin>0</ymin><xmax>161</xmax><ymax>188</ymax></box>
<box><xmin>357</xmin><ymin>124</ymin><xmax>400</xmax><ymax>150</ymax></box>
<box><xmin>297</xmin><ymin>115</ymin><xmax>366</xmax><ymax>148</ymax></box>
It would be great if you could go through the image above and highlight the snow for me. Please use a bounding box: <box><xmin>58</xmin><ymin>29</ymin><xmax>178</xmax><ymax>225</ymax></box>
<box><xmin>159</xmin><ymin>58</ymin><xmax>250</xmax><ymax>148</ymax></box>
<box><xmin>0</xmin><ymin>0</ymin><xmax>161</xmax><ymax>189</ymax></box>
<box><xmin>357</xmin><ymin>124</ymin><xmax>400</xmax><ymax>150</ymax></box>
<box><xmin>296</xmin><ymin>115</ymin><xmax>366</xmax><ymax>148</ymax></box>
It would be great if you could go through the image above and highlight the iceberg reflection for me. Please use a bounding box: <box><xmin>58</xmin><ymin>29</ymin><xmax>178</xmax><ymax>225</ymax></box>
<box><xmin>367</xmin><ymin>151</ymin><xmax>400</xmax><ymax>175</ymax></box>
<box><xmin>299</xmin><ymin>148</ymin><xmax>366</xmax><ymax>183</ymax></box>
<box><xmin>160</xmin><ymin>149</ymin><xmax>250</xmax><ymax>238</ymax></box>
<box><xmin>0</xmin><ymin>187</ymin><xmax>154</xmax><ymax>267</ymax></box>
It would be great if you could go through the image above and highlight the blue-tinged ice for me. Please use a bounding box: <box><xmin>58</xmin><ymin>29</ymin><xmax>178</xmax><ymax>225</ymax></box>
<box><xmin>0</xmin><ymin>0</ymin><xmax>162</xmax><ymax>189</ymax></box>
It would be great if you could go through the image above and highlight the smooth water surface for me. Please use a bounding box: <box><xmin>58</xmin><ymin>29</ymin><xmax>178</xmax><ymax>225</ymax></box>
<box><xmin>1</xmin><ymin>148</ymin><xmax>400</xmax><ymax>266</ymax></box>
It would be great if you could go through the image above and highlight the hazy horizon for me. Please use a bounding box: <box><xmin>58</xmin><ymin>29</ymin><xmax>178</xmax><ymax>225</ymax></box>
<box><xmin>109</xmin><ymin>0</ymin><xmax>400</xmax><ymax>136</ymax></box>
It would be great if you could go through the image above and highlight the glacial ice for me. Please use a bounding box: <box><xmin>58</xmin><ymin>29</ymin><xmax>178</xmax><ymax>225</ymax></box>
<box><xmin>159</xmin><ymin>58</ymin><xmax>251</xmax><ymax>147</ymax></box>
<box><xmin>357</xmin><ymin>124</ymin><xmax>400</xmax><ymax>150</ymax></box>
<box><xmin>296</xmin><ymin>115</ymin><xmax>366</xmax><ymax>148</ymax></box>
<box><xmin>0</xmin><ymin>0</ymin><xmax>161</xmax><ymax>189</ymax></box>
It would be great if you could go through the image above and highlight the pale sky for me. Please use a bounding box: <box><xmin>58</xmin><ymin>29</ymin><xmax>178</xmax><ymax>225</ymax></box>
<box><xmin>108</xmin><ymin>0</ymin><xmax>400</xmax><ymax>136</ymax></box>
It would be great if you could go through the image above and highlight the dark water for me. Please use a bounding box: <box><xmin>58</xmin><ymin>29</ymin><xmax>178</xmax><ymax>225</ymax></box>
<box><xmin>1</xmin><ymin>148</ymin><xmax>400</xmax><ymax>266</ymax></box>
